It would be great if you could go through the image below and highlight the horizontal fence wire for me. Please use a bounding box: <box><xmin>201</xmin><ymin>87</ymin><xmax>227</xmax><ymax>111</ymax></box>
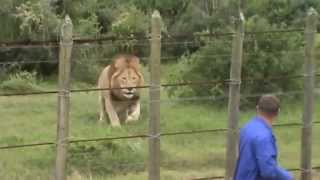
<box><xmin>0</xmin><ymin>37</ymin><xmax>303</xmax><ymax>50</ymax></box>
<box><xmin>143</xmin><ymin>87</ymin><xmax>319</xmax><ymax>105</ymax></box>
<box><xmin>0</xmin><ymin>53</ymin><xmax>287</xmax><ymax>66</ymax></box>
<box><xmin>68</xmin><ymin>37</ymin><xmax>303</xmax><ymax>48</ymax></box>
<box><xmin>0</xmin><ymin>49</ymin><xmax>313</xmax><ymax>66</ymax></box>
<box><xmin>0</xmin><ymin>29</ymin><xmax>305</xmax><ymax>49</ymax></box>
<box><xmin>0</xmin><ymin>60</ymin><xmax>58</xmax><ymax>65</ymax></box>
<box><xmin>190</xmin><ymin>166</ymin><xmax>320</xmax><ymax>180</ymax></box>
<box><xmin>143</xmin><ymin>90</ymin><xmax>307</xmax><ymax>104</ymax></box>
<box><xmin>0</xmin><ymin>121</ymin><xmax>319</xmax><ymax>150</ymax></box>
<box><xmin>0</xmin><ymin>73</ymin><xmax>319</xmax><ymax>97</ymax></box>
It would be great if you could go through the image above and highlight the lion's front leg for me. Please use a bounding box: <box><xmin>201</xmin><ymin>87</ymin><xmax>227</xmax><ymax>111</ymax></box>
<box><xmin>126</xmin><ymin>102</ymin><xmax>141</xmax><ymax>122</ymax></box>
<box><xmin>104</xmin><ymin>94</ymin><xmax>121</xmax><ymax>127</ymax></box>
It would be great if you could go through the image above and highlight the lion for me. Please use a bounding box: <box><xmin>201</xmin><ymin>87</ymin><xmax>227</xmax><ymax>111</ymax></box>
<box><xmin>98</xmin><ymin>54</ymin><xmax>144</xmax><ymax>127</ymax></box>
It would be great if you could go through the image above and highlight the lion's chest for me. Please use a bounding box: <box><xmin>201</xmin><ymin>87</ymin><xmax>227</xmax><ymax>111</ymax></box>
<box><xmin>111</xmin><ymin>99</ymin><xmax>139</xmax><ymax>120</ymax></box>
<box><xmin>111</xmin><ymin>100</ymin><xmax>135</xmax><ymax>112</ymax></box>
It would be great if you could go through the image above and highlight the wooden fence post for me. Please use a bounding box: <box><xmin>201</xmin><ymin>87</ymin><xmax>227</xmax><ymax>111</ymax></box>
<box><xmin>55</xmin><ymin>15</ymin><xmax>73</xmax><ymax>180</ymax></box>
<box><xmin>301</xmin><ymin>8</ymin><xmax>318</xmax><ymax>180</ymax></box>
<box><xmin>149</xmin><ymin>10</ymin><xmax>161</xmax><ymax>180</ymax></box>
<box><xmin>225</xmin><ymin>12</ymin><xmax>245</xmax><ymax>180</ymax></box>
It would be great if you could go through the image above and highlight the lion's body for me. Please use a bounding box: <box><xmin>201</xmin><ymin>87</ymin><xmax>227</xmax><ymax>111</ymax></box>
<box><xmin>98</xmin><ymin>55</ymin><xmax>144</xmax><ymax>127</ymax></box>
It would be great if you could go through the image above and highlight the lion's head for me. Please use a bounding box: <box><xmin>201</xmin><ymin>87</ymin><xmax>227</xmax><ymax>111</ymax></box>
<box><xmin>108</xmin><ymin>54</ymin><xmax>144</xmax><ymax>100</ymax></box>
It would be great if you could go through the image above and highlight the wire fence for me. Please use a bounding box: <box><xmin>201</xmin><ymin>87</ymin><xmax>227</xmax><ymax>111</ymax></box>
<box><xmin>1</xmin><ymin>121</ymin><xmax>319</xmax><ymax>150</ymax></box>
<box><xmin>0</xmin><ymin>50</ymin><xmax>310</xmax><ymax>66</ymax></box>
<box><xmin>0</xmin><ymin>28</ymin><xmax>305</xmax><ymax>49</ymax></box>
<box><xmin>0</xmin><ymin>73</ymin><xmax>319</xmax><ymax>97</ymax></box>
<box><xmin>190</xmin><ymin>166</ymin><xmax>320</xmax><ymax>180</ymax></box>
<box><xmin>0</xmin><ymin>15</ymin><xmax>319</xmax><ymax>180</ymax></box>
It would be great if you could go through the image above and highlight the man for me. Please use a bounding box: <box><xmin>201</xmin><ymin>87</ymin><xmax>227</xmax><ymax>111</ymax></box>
<box><xmin>234</xmin><ymin>95</ymin><xmax>293</xmax><ymax>180</ymax></box>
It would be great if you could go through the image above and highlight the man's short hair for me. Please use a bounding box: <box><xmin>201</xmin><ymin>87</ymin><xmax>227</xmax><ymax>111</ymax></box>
<box><xmin>257</xmin><ymin>95</ymin><xmax>280</xmax><ymax>116</ymax></box>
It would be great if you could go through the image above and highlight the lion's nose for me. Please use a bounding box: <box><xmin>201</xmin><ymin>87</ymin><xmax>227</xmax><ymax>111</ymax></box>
<box><xmin>127</xmin><ymin>87</ymin><xmax>133</xmax><ymax>91</ymax></box>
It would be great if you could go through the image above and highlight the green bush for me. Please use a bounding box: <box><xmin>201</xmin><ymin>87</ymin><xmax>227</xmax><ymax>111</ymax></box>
<box><xmin>166</xmin><ymin>16</ymin><xmax>304</xmax><ymax>104</ymax></box>
<box><xmin>72</xmin><ymin>55</ymin><xmax>102</xmax><ymax>85</ymax></box>
<box><xmin>111</xmin><ymin>5</ymin><xmax>149</xmax><ymax>36</ymax></box>
<box><xmin>0</xmin><ymin>71</ymin><xmax>42</xmax><ymax>92</ymax></box>
<box><xmin>15</xmin><ymin>0</ymin><xmax>61</xmax><ymax>40</ymax></box>
<box><xmin>69</xmin><ymin>140</ymin><xmax>146</xmax><ymax>175</ymax></box>
<box><xmin>71</xmin><ymin>12</ymin><xmax>106</xmax><ymax>84</ymax></box>
<box><xmin>75</xmin><ymin>13</ymin><xmax>101</xmax><ymax>37</ymax></box>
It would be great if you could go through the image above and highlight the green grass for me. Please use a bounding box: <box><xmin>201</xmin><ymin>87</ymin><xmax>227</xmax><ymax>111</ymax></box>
<box><xmin>0</xmin><ymin>82</ymin><xmax>320</xmax><ymax>179</ymax></box>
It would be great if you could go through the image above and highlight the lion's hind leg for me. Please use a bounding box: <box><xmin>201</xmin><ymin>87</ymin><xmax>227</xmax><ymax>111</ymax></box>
<box><xmin>99</xmin><ymin>95</ymin><xmax>107</xmax><ymax>123</ymax></box>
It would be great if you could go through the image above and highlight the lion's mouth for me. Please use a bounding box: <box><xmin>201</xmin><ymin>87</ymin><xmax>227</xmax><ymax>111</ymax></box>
<box><xmin>124</xmin><ymin>91</ymin><xmax>134</xmax><ymax>98</ymax></box>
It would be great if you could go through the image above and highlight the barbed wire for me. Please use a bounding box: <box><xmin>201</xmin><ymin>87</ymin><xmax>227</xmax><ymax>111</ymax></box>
<box><xmin>143</xmin><ymin>90</ymin><xmax>306</xmax><ymax>104</ymax></box>
<box><xmin>0</xmin><ymin>49</ymin><xmax>310</xmax><ymax>66</ymax></box>
<box><xmin>71</xmin><ymin>87</ymin><xmax>316</xmax><ymax>106</ymax></box>
<box><xmin>0</xmin><ymin>60</ymin><xmax>59</xmax><ymax>65</ymax></box>
<box><xmin>0</xmin><ymin>121</ymin><xmax>319</xmax><ymax>150</ymax></box>
<box><xmin>0</xmin><ymin>28</ymin><xmax>306</xmax><ymax>49</ymax></box>
<box><xmin>70</xmin><ymin>37</ymin><xmax>303</xmax><ymax>49</ymax></box>
<box><xmin>0</xmin><ymin>37</ymin><xmax>300</xmax><ymax>50</ymax></box>
<box><xmin>150</xmin><ymin>87</ymin><xmax>320</xmax><ymax>105</ymax></box>
<box><xmin>245</xmin><ymin>28</ymin><xmax>304</xmax><ymax>35</ymax></box>
<box><xmin>190</xmin><ymin>176</ymin><xmax>224</xmax><ymax>180</ymax></box>
<box><xmin>1</xmin><ymin>72</ymin><xmax>319</xmax><ymax>97</ymax></box>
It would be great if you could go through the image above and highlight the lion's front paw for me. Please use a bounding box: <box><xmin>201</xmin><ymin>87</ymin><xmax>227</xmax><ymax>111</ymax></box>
<box><xmin>127</xmin><ymin>115</ymin><xmax>139</xmax><ymax>122</ymax></box>
<box><xmin>110</xmin><ymin>120</ymin><xmax>121</xmax><ymax>127</ymax></box>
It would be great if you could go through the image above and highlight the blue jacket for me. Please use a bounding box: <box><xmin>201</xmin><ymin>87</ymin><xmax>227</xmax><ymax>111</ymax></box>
<box><xmin>234</xmin><ymin>116</ymin><xmax>293</xmax><ymax>180</ymax></box>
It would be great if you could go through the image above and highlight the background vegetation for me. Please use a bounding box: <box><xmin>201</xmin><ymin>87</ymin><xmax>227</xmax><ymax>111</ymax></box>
<box><xmin>0</xmin><ymin>0</ymin><xmax>320</xmax><ymax>179</ymax></box>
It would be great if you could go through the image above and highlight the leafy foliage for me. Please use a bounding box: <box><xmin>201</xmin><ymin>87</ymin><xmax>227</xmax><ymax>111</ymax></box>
<box><xmin>69</xmin><ymin>141</ymin><xmax>146</xmax><ymax>175</ymax></box>
<box><xmin>111</xmin><ymin>6</ymin><xmax>149</xmax><ymax>36</ymax></box>
<box><xmin>0</xmin><ymin>71</ymin><xmax>41</xmax><ymax>92</ymax></box>
<box><xmin>167</xmin><ymin>9</ymin><xmax>306</xmax><ymax>104</ymax></box>
<box><xmin>15</xmin><ymin>0</ymin><xmax>60</xmax><ymax>40</ymax></box>
<box><xmin>75</xmin><ymin>13</ymin><xmax>101</xmax><ymax>37</ymax></box>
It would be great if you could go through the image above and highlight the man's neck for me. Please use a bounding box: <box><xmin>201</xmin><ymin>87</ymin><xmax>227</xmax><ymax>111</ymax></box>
<box><xmin>258</xmin><ymin>114</ymin><xmax>273</xmax><ymax>127</ymax></box>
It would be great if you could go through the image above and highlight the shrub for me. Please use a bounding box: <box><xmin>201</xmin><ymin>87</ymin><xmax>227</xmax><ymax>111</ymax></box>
<box><xmin>75</xmin><ymin>13</ymin><xmax>101</xmax><ymax>37</ymax></box>
<box><xmin>15</xmin><ymin>0</ymin><xmax>61</xmax><ymax>40</ymax></box>
<box><xmin>0</xmin><ymin>71</ymin><xmax>42</xmax><ymax>92</ymax></box>
<box><xmin>111</xmin><ymin>6</ymin><xmax>149</xmax><ymax>36</ymax></box>
<box><xmin>166</xmin><ymin>39</ymin><xmax>232</xmax><ymax>99</ymax></box>
<box><xmin>71</xmin><ymin>55</ymin><xmax>102</xmax><ymax>85</ymax></box>
<box><xmin>69</xmin><ymin>140</ymin><xmax>146</xmax><ymax>175</ymax></box>
<box><xmin>166</xmin><ymin>16</ymin><xmax>304</xmax><ymax>105</ymax></box>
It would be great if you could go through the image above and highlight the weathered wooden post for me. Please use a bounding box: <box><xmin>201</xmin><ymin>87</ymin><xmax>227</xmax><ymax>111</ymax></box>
<box><xmin>55</xmin><ymin>15</ymin><xmax>73</xmax><ymax>180</ymax></box>
<box><xmin>301</xmin><ymin>8</ymin><xmax>318</xmax><ymax>180</ymax></box>
<box><xmin>225</xmin><ymin>12</ymin><xmax>245</xmax><ymax>180</ymax></box>
<box><xmin>149</xmin><ymin>10</ymin><xmax>161</xmax><ymax>180</ymax></box>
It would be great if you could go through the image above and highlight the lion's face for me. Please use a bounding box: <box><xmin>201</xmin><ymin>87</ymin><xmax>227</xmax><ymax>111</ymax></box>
<box><xmin>110</xmin><ymin>55</ymin><xmax>144</xmax><ymax>100</ymax></box>
<box><xmin>114</xmin><ymin>68</ymin><xmax>141</xmax><ymax>99</ymax></box>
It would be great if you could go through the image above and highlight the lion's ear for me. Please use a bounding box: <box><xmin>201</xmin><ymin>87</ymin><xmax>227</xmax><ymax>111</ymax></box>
<box><xmin>129</xmin><ymin>56</ymin><xmax>141</xmax><ymax>70</ymax></box>
<box><xmin>138</xmin><ymin>74</ymin><xmax>144</xmax><ymax>87</ymax></box>
<box><xmin>108</xmin><ymin>56</ymin><xmax>126</xmax><ymax>82</ymax></box>
<box><xmin>107</xmin><ymin>64</ymin><xmax>115</xmax><ymax>83</ymax></box>
<box><xmin>114</xmin><ymin>57</ymin><xmax>127</xmax><ymax>69</ymax></box>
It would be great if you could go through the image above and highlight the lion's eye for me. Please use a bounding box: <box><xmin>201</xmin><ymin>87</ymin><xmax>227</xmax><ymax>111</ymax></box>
<box><xmin>132</xmin><ymin>77</ymin><xmax>137</xmax><ymax>80</ymax></box>
<box><xmin>122</xmin><ymin>77</ymin><xmax>127</xmax><ymax>81</ymax></box>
